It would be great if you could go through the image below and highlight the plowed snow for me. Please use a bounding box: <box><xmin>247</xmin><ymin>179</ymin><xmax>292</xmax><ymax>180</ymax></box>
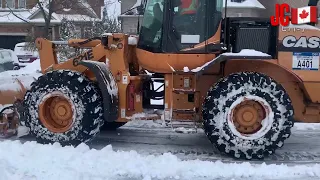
<box><xmin>0</xmin><ymin>140</ymin><xmax>320</xmax><ymax>180</ymax></box>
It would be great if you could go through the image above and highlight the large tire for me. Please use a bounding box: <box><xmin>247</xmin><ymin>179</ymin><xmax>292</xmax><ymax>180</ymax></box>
<box><xmin>23</xmin><ymin>70</ymin><xmax>104</xmax><ymax>146</ymax></box>
<box><xmin>202</xmin><ymin>72</ymin><xmax>294</xmax><ymax>159</ymax></box>
<box><xmin>101</xmin><ymin>122</ymin><xmax>126</xmax><ymax>131</ymax></box>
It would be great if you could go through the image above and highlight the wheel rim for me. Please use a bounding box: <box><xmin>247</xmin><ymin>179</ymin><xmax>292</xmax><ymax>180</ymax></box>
<box><xmin>232</xmin><ymin>100</ymin><xmax>266</xmax><ymax>134</ymax></box>
<box><xmin>227</xmin><ymin>96</ymin><xmax>274</xmax><ymax>140</ymax></box>
<box><xmin>39</xmin><ymin>91</ymin><xmax>74</xmax><ymax>133</ymax></box>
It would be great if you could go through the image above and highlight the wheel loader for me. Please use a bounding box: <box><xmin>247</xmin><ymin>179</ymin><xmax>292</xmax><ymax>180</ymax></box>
<box><xmin>0</xmin><ymin>0</ymin><xmax>319</xmax><ymax>160</ymax></box>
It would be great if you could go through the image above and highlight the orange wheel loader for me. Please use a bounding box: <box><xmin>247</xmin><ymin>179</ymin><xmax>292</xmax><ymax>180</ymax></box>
<box><xmin>1</xmin><ymin>0</ymin><xmax>320</xmax><ymax>160</ymax></box>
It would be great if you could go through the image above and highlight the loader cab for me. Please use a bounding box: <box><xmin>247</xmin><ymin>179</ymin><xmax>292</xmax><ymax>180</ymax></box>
<box><xmin>137</xmin><ymin>0</ymin><xmax>224</xmax><ymax>53</ymax></box>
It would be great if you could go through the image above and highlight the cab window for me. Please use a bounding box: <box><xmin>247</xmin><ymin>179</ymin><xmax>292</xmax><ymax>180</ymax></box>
<box><xmin>137</xmin><ymin>0</ymin><xmax>164</xmax><ymax>52</ymax></box>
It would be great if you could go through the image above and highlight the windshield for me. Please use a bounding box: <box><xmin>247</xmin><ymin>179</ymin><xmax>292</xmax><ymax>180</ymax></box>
<box><xmin>167</xmin><ymin>0</ymin><xmax>223</xmax><ymax>52</ymax></box>
<box><xmin>137</xmin><ymin>0</ymin><xmax>223</xmax><ymax>53</ymax></box>
<box><xmin>137</xmin><ymin>0</ymin><xmax>164</xmax><ymax>52</ymax></box>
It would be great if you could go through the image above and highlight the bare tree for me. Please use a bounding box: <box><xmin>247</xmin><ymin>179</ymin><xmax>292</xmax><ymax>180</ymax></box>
<box><xmin>4</xmin><ymin>0</ymin><xmax>119</xmax><ymax>51</ymax></box>
<box><xmin>5</xmin><ymin>0</ymin><xmax>117</xmax><ymax>39</ymax></box>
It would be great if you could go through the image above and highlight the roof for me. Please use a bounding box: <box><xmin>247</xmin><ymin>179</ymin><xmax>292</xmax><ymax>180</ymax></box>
<box><xmin>0</xmin><ymin>0</ymin><xmax>101</xmax><ymax>24</ymax></box>
<box><xmin>56</xmin><ymin>14</ymin><xmax>101</xmax><ymax>22</ymax></box>
<box><xmin>121</xmin><ymin>0</ymin><xmax>265</xmax><ymax>16</ymax></box>
<box><xmin>223</xmin><ymin>0</ymin><xmax>265</xmax><ymax>9</ymax></box>
<box><xmin>276</xmin><ymin>0</ymin><xmax>309</xmax><ymax>8</ymax></box>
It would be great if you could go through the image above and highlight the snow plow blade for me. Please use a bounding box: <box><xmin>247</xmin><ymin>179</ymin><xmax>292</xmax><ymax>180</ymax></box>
<box><xmin>0</xmin><ymin>74</ymin><xmax>38</xmax><ymax>138</ymax></box>
<box><xmin>0</xmin><ymin>75</ymin><xmax>37</xmax><ymax>105</ymax></box>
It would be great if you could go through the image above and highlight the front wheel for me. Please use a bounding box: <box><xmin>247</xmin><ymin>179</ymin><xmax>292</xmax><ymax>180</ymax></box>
<box><xmin>202</xmin><ymin>72</ymin><xmax>294</xmax><ymax>159</ymax></box>
<box><xmin>23</xmin><ymin>70</ymin><xmax>105</xmax><ymax>146</ymax></box>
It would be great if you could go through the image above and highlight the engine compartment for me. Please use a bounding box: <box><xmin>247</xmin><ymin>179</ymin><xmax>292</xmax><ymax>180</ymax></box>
<box><xmin>222</xmin><ymin>17</ymin><xmax>278</xmax><ymax>58</ymax></box>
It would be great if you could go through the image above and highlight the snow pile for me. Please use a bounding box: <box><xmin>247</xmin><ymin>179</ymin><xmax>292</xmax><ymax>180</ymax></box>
<box><xmin>0</xmin><ymin>140</ymin><xmax>320</xmax><ymax>180</ymax></box>
<box><xmin>174</xmin><ymin>127</ymin><xmax>197</xmax><ymax>134</ymax></box>
<box><xmin>0</xmin><ymin>59</ymin><xmax>41</xmax><ymax>77</ymax></box>
<box><xmin>125</xmin><ymin>113</ymin><xmax>166</xmax><ymax>128</ymax></box>
<box><xmin>0</xmin><ymin>59</ymin><xmax>41</xmax><ymax>95</ymax></box>
<box><xmin>223</xmin><ymin>49</ymin><xmax>271</xmax><ymax>57</ymax></box>
<box><xmin>293</xmin><ymin>123</ymin><xmax>320</xmax><ymax>131</ymax></box>
<box><xmin>125</xmin><ymin>119</ymin><xmax>166</xmax><ymax>128</ymax></box>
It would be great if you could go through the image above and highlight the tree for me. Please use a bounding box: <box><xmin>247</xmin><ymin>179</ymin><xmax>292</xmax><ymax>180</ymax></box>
<box><xmin>59</xmin><ymin>18</ymin><xmax>79</xmax><ymax>41</ymax></box>
<box><xmin>5</xmin><ymin>0</ymin><xmax>118</xmax><ymax>39</ymax></box>
<box><xmin>82</xmin><ymin>6</ymin><xmax>121</xmax><ymax>38</ymax></box>
<box><xmin>5</xmin><ymin>0</ymin><xmax>119</xmax><ymax>52</ymax></box>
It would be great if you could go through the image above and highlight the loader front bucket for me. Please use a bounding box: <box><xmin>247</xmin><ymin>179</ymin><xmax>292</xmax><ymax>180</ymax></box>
<box><xmin>0</xmin><ymin>73</ymin><xmax>39</xmax><ymax>137</ymax></box>
<box><xmin>0</xmin><ymin>75</ymin><xmax>37</xmax><ymax>105</ymax></box>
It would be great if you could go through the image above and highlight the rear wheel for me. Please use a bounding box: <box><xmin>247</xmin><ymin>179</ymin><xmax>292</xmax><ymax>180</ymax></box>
<box><xmin>23</xmin><ymin>70</ymin><xmax>104</xmax><ymax>145</ymax></box>
<box><xmin>202</xmin><ymin>72</ymin><xmax>294</xmax><ymax>159</ymax></box>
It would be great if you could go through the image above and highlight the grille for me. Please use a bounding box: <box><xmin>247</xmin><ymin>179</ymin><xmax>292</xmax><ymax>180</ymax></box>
<box><xmin>234</xmin><ymin>26</ymin><xmax>271</xmax><ymax>53</ymax></box>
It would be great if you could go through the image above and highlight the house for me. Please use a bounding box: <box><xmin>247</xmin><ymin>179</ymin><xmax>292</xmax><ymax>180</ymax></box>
<box><xmin>118</xmin><ymin>0</ymin><xmax>320</xmax><ymax>34</ymax></box>
<box><xmin>0</xmin><ymin>0</ymin><xmax>104</xmax><ymax>50</ymax></box>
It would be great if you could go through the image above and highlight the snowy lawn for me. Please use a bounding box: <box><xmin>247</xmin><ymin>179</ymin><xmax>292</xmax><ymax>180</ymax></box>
<box><xmin>0</xmin><ymin>140</ymin><xmax>320</xmax><ymax>180</ymax></box>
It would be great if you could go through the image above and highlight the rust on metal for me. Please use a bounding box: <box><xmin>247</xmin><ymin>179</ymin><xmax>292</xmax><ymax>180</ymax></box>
<box><xmin>0</xmin><ymin>106</ymin><xmax>19</xmax><ymax>138</ymax></box>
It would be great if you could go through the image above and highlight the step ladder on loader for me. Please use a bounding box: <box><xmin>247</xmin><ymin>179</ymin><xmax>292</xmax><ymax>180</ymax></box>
<box><xmin>164</xmin><ymin>71</ymin><xmax>201</xmax><ymax>133</ymax></box>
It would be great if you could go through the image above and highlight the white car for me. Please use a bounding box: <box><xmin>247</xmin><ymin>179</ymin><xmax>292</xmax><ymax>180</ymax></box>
<box><xmin>0</xmin><ymin>49</ymin><xmax>20</xmax><ymax>73</ymax></box>
<box><xmin>14</xmin><ymin>42</ymin><xmax>39</xmax><ymax>67</ymax></box>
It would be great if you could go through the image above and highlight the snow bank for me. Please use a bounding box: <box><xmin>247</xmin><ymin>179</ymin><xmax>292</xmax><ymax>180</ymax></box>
<box><xmin>125</xmin><ymin>119</ymin><xmax>166</xmax><ymax>128</ymax></box>
<box><xmin>293</xmin><ymin>123</ymin><xmax>320</xmax><ymax>131</ymax></box>
<box><xmin>0</xmin><ymin>59</ymin><xmax>41</xmax><ymax>77</ymax></box>
<box><xmin>0</xmin><ymin>140</ymin><xmax>320</xmax><ymax>180</ymax></box>
<box><xmin>0</xmin><ymin>59</ymin><xmax>41</xmax><ymax>93</ymax></box>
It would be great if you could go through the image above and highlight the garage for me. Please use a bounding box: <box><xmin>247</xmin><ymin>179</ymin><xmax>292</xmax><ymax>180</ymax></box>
<box><xmin>0</xmin><ymin>35</ymin><xmax>26</xmax><ymax>50</ymax></box>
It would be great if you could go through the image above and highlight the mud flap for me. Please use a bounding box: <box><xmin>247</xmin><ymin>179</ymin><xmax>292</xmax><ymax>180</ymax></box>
<box><xmin>78</xmin><ymin>61</ymin><xmax>118</xmax><ymax>122</ymax></box>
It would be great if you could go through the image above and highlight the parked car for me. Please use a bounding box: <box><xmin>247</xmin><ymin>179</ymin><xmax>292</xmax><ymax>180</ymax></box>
<box><xmin>14</xmin><ymin>42</ymin><xmax>39</xmax><ymax>67</ymax></box>
<box><xmin>0</xmin><ymin>49</ymin><xmax>20</xmax><ymax>73</ymax></box>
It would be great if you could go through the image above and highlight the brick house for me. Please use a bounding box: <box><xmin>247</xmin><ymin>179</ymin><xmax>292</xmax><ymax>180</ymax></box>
<box><xmin>118</xmin><ymin>0</ymin><xmax>320</xmax><ymax>34</ymax></box>
<box><xmin>0</xmin><ymin>0</ymin><xmax>104</xmax><ymax>50</ymax></box>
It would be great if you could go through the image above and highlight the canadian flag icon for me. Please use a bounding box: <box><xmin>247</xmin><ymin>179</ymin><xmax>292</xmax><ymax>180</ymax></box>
<box><xmin>291</xmin><ymin>6</ymin><xmax>318</xmax><ymax>24</ymax></box>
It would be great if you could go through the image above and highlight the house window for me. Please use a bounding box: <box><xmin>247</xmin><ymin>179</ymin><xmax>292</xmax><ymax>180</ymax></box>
<box><xmin>6</xmin><ymin>0</ymin><xmax>15</xmax><ymax>8</ymax></box>
<box><xmin>18</xmin><ymin>0</ymin><xmax>26</xmax><ymax>8</ymax></box>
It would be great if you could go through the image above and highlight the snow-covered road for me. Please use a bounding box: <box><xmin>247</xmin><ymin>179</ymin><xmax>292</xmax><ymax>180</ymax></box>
<box><xmin>1</xmin><ymin>60</ymin><xmax>320</xmax><ymax>179</ymax></box>
<box><xmin>1</xmin><ymin>121</ymin><xmax>320</xmax><ymax>180</ymax></box>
